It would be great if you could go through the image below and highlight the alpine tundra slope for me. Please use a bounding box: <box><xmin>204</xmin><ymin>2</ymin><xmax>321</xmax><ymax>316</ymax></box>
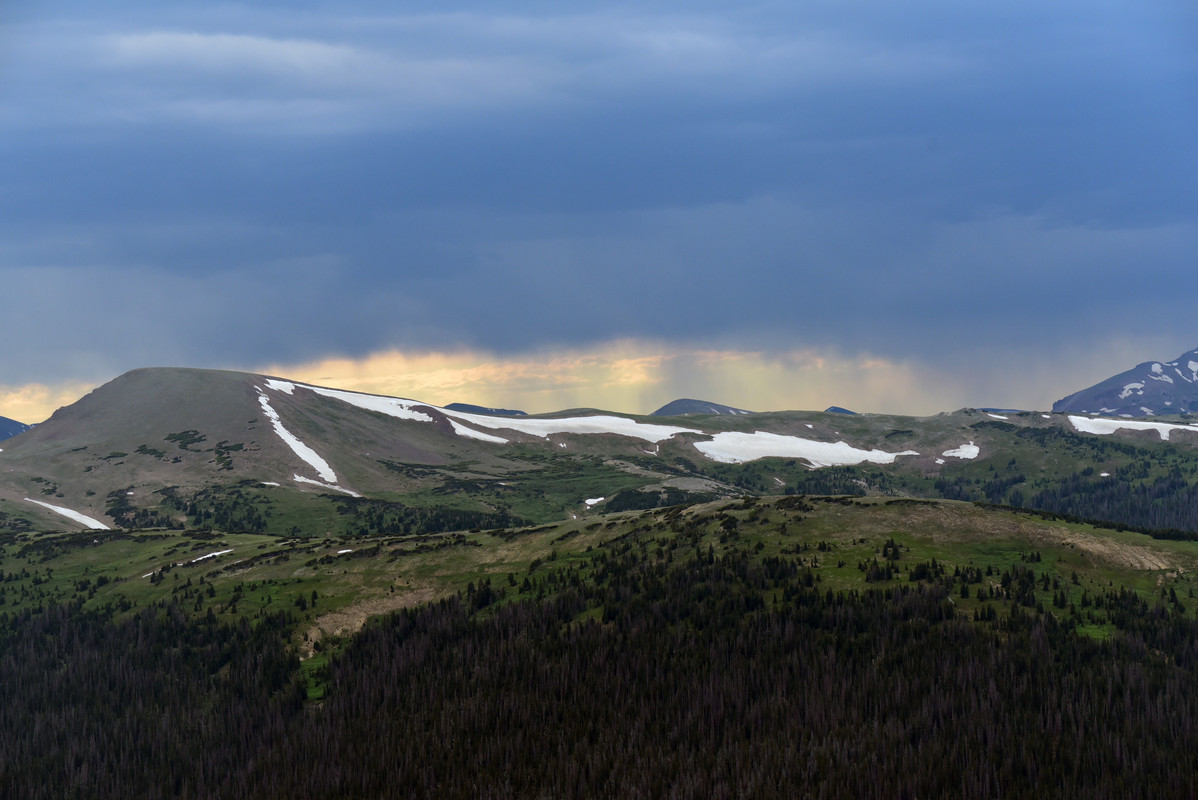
<box><xmin>1</xmin><ymin>366</ymin><xmax>1198</xmax><ymax>536</ymax></box>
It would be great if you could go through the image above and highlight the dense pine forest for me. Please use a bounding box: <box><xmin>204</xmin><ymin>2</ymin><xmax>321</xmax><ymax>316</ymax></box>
<box><xmin>3</xmin><ymin>536</ymin><xmax>1198</xmax><ymax>798</ymax></box>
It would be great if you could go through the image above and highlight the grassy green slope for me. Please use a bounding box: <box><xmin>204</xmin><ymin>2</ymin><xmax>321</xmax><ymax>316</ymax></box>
<box><xmin>3</xmin><ymin>369</ymin><xmax>1198</xmax><ymax>648</ymax></box>
<box><xmin>4</xmin><ymin>496</ymin><xmax>1194</xmax><ymax>666</ymax></box>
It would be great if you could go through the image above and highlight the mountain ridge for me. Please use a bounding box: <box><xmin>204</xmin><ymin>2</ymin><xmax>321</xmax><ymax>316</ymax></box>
<box><xmin>443</xmin><ymin>402</ymin><xmax>526</xmax><ymax>417</ymax></box>
<box><xmin>0</xmin><ymin>415</ymin><xmax>29</xmax><ymax>442</ymax></box>
<box><xmin>5</xmin><ymin>366</ymin><xmax>1198</xmax><ymax>534</ymax></box>
<box><xmin>1054</xmin><ymin>347</ymin><xmax>1198</xmax><ymax>417</ymax></box>
<box><xmin>650</xmin><ymin>398</ymin><xmax>753</xmax><ymax>417</ymax></box>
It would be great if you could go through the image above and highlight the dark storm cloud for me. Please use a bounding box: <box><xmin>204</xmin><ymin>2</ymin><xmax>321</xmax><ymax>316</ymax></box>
<box><xmin>0</xmin><ymin>0</ymin><xmax>1196</xmax><ymax>385</ymax></box>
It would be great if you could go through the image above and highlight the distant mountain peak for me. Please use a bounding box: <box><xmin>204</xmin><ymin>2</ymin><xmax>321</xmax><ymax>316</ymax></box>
<box><xmin>649</xmin><ymin>399</ymin><xmax>753</xmax><ymax>417</ymax></box>
<box><xmin>1054</xmin><ymin>347</ymin><xmax>1198</xmax><ymax>417</ymax></box>
<box><xmin>443</xmin><ymin>403</ymin><xmax>527</xmax><ymax>417</ymax></box>
<box><xmin>0</xmin><ymin>415</ymin><xmax>31</xmax><ymax>442</ymax></box>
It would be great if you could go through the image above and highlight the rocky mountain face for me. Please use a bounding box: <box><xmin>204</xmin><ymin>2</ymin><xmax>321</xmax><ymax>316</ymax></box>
<box><xmin>0</xmin><ymin>416</ymin><xmax>29</xmax><ymax>442</ymax></box>
<box><xmin>1053</xmin><ymin>348</ymin><xmax>1198</xmax><ymax>417</ymax></box>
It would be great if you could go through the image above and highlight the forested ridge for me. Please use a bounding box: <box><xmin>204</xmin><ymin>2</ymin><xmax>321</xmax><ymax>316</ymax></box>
<box><xmin>3</xmin><ymin>540</ymin><xmax>1198</xmax><ymax>798</ymax></box>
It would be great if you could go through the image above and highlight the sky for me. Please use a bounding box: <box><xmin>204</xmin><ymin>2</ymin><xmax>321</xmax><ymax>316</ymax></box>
<box><xmin>1</xmin><ymin>0</ymin><xmax>1196</xmax><ymax>422</ymax></box>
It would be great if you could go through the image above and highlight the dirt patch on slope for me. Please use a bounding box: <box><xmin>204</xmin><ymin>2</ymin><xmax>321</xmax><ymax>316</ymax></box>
<box><xmin>1038</xmin><ymin>528</ymin><xmax>1173</xmax><ymax>570</ymax></box>
<box><xmin>301</xmin><ymin>586</ymin><xmax>439</xmax><ymax>658</ymax></box>
<box><xmin>881</xmin><ymin>502</ymin><xmax>1179</xmax><ymax>571</ymax></box>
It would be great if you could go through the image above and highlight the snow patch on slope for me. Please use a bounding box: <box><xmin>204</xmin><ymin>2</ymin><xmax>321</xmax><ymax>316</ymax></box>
<box><xmin>694</xmin><ymin>431</ymin><xmax>918</xmax><ymax>467</ymax></box>
<box><xmin>25</xmin><ymin>498</ymin><xmax>110</xmax><ymax>530</ymax></box>
<box><xmin>293</xmin><ymin>475</ymin><xmax>362</xmax><ymax>497</ymax></box>
<box><xmin>941</xmin><ymin>442</ymin><xmax>980</xmax><ymax>459</ymax></box>
<box><xmin>455</xmin><ymin>412</ymin><xmax>692</xmax><ymax>443</ymax></box>
<box><xmin>257</xmin><ymin>390</ymin><xmax>339</xmax><ymax>483</ymax></box>
<box><xmin>278</xmin><ymin>381</ymin><xmax>435</xmax><ymax>423</ymax></box>
<box><xmin>1119</xmin><ymin>382</ymin><xmax>1145</xmax><ymax>400</ymax></box>
<box><xmin>448</xmin><ymin>419</ymin><xmax>509</xmax><ymax>444</ymax></box>
<box><xmin>1148</xmin><ymin>366</ymin><xmax>1173</xmax><ymax>384</ymax></box>
<box><xmin>1068</xmin><ymin>415</ymin><xmax>1198</xmax><ymax>441</ymax></box>
<box><xmin>192</xmin><ymin>549</ymin><xmax>233</xmax><ymax>563</ymax></box>
<box><xmin>269</xmin><ymin>379</ymin><xmax>686</xmax><ymax>443</ymax></box>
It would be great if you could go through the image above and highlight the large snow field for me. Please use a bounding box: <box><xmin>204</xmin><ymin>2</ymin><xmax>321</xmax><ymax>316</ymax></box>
<box><xmin>24</xmin><ymin>498</ymin><xmax>109</xmax><ymax>530</ymax></box>
<box><xmin>266</xmin><ymin>379</ymin><xmax>434</xmax><ymax>423</ymax></box>
<box><xmin>1068</xmin><ymin>415</ymin><xmax>1198</xmax><ymax>441</ymax></box>
<box><xmin>454</xmin><ymin>411</ymin><xmax>693</xmax><ymax>443</ymax></box>
<box><xmin>694</xmin><ymin>430</ymin><xmax>918</xmax><ymax>467</ymax></box>
<box><xmin>266</xmin><ymin>379</ymin><xmax>694</xmax><ymax>444</ymax></box>
<box><xmin>266</xmin><ymin>377</ymin><xmax>1052</xmax><ymax>470</ymax></box>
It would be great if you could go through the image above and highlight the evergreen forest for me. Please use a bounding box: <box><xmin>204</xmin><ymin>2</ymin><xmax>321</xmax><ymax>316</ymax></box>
<box><xmin>3</xmin><ymin>529</ymin><xmax>1198</xmax><ymax>798</ymax></box>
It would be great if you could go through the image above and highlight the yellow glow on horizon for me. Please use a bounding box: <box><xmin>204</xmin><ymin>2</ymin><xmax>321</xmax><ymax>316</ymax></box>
<box><xmin>0</xmin><ymin>381</ymin><xmax>101</xmax><ymax>425</ymax></box>
<box><xmin>1</xmin><ymin>337</ymin><xmax>1169</xmax><ymax>424</ymax></box>
<box><xmin>257</xmin><ymin>342</ymin><xmax>971</xmax><ymax>417</ymax></box>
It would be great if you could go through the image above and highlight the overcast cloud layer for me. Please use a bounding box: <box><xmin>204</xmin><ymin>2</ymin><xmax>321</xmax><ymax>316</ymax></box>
<box><xmin>1</xmin><ymin>0</ymin><xmax>1196</xmax><ymax>414</ymax></box>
